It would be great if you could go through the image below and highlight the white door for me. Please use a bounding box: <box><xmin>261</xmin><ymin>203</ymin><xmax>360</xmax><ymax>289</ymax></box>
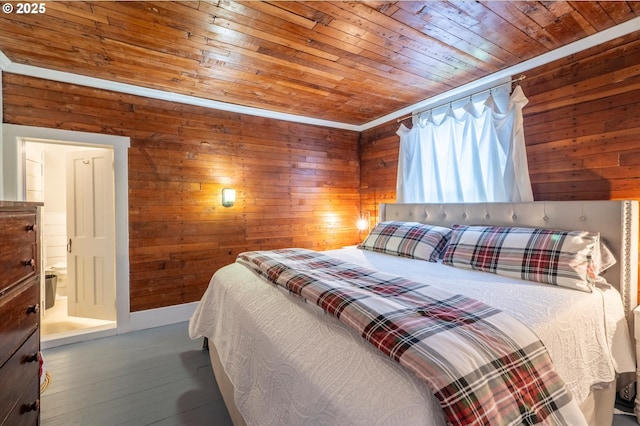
<box><xmin>66</xmin><ymin>149</ymin><xmax>116</xmax><ymax>320</ymax></box>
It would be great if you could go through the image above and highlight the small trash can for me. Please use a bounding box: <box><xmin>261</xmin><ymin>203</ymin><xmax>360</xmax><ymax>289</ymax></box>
<box><xmin>45</xmin><ymin>274</ymin><xmax>57</xmax><ymax>309</ymax></box>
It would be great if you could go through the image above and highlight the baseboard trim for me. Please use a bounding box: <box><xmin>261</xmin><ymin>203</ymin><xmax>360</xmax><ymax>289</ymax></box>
<box><xmin>129</xmin><ymin>302</ymin><xmax>199</xmax><ymax>332</ymax></box>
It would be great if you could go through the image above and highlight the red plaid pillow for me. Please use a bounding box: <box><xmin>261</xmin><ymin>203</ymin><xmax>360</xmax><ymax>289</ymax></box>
<box><xmin>442</xmin><ymin>225</ymin><xmax>602</xmax><ymax>292</ymax></box>
<box><xmin>358</xmin><ymin>221</ymin><xmax>451</xmax><ymax>262</ymax></box>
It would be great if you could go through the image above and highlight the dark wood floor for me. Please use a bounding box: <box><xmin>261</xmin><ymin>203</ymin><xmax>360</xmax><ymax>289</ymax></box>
<box><xmin>41</xmin><ymin>321</ymin><xmax>637</xmax><ymax>426</ymax></box>
<box><xmin>41</xmin><ymin>322</ymin><xmax>232</xmax><ymax>426</ymax></box>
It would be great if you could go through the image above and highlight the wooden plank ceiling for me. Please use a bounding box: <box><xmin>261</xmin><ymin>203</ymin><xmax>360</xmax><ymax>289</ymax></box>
<box><xmin>1</xmin><ymin>1</ymin><xmax>639</xmax><ymax>125</ymax></box>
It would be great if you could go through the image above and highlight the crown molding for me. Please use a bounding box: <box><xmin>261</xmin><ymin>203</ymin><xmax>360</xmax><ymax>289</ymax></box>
<box><xmin>0</xmin><ymin>50</ymin><xmax>11</xmax><ymax>70</ymax></box>
<box><xmin>1</xmin><ymin>55</ymin><xmax>360</xmax><ymax>132</ymax></box>
<box><xmin>1</xmin><ymin>15</ymin><xmax>639</xmax><ymax>132</ymax></box>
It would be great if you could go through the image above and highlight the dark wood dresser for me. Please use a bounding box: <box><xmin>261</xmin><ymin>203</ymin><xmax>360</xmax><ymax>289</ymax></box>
<box><xmin>0</xmin><ymin>201</ymin><xmax>42</xmax><ymax>426</ymax></box>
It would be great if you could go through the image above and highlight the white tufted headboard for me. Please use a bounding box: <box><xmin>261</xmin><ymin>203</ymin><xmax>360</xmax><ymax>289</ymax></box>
<box><xmin>380</xmin><ymin>201</ymin><xmax>639</xmax><ymax>322</ymax></box>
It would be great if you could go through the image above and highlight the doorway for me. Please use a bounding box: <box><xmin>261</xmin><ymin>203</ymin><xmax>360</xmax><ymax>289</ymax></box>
<box><xmin>25</xmin><ymin>141</ymin><xmax>116</xmax><ymax>338</ymax></box>
<box><xmin>3</xmin><ymin>124</ymin><xmax>130</xmax><ymax>348</ymax></box>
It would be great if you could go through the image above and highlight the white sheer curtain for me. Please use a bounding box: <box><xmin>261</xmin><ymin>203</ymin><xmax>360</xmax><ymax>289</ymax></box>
<box><xmin>396</xmin><ymin>85</ymin><xmax>533</xmax><ymax>203</ymax></box>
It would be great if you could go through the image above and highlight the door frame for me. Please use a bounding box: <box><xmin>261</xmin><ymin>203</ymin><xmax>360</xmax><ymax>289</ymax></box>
<box><xmin>2</xmin><ymin>124</ymin><xmax>131</xmax><ymax>336</ymax></box>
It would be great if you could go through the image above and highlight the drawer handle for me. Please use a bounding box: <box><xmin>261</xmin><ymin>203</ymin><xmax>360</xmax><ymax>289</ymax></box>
<box><xmin>22</xmin><ymin>259</ymin><xmax>35</xmax><ymax>268</ymax></box>
<box><xmin>20</xmin><ymin>399</ymin><xmax>40</xmax><ymax>414</ymax></box>
<box><xmin>25</xmin><ymin>224</ymin><xmax>36</xmax><ymax>233</ymax></box>
<box><xmin>23</xmin><ymin>352</ymin><xmax>39</xmax><ymax>363</ymax></box>
<box><xmin>26</xmin><ymin>304</ymin><xmax>39</xmax><ymax>315</ymax></box>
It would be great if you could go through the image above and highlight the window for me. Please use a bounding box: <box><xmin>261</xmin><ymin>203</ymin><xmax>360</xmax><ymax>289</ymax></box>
<box><xmin>396</xmin><ymin>85</ymin><xmax>533</xmax><ymax>203</ymax></box>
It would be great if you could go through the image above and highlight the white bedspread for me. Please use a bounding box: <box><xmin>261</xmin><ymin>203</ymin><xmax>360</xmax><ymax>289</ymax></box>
<box><xmin>189</xmin><ymin>247</ymin><xmax>635</xmax><ymax>425</ymax></box>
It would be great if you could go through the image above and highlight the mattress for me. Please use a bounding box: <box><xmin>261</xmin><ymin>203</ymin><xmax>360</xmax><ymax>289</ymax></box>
<box><xmin>189</xmin><ymin>247</ymin><xmax>635</xmax><ymax>425</ymax></box>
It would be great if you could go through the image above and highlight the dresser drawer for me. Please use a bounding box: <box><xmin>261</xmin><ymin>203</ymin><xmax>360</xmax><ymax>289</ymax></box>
<box><xmin>0</xmin><ymin>330</ymin><xmax>39</xmax><ymax>426</ymax></box>
<box><xmin>0</xmin><ymin>280</ymin><xmax>39</xmax><ymax>367</ymax></box>
<box><xmin>0</xmin><ymin>213</ymin><xmax>37</xmax><ymax>294</ymax></box>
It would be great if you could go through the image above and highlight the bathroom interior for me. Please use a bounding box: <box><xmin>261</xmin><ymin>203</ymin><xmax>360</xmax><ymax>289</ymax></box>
<box><xmin>25</xmin><ymin>141</ymin><xmax>116</xmax><ymax>340</ymax></box>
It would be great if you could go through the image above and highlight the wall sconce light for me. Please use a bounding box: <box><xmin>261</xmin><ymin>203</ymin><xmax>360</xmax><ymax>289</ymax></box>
<box><xmin>222</xmin><ymin>188</ymin><xmax>236</xmax><ymax>207</ymax></box>
<box><xmin>356</xmin><ymin>211</ymin><xmax>370</xmax><ymax>232</ymax></box>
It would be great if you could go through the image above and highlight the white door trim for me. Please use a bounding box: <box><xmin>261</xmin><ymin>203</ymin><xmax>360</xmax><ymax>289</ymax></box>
<box><xmin>2</xmin><ymin>124</ymin><xmax>131</xmax><ymax>334</ymax></box>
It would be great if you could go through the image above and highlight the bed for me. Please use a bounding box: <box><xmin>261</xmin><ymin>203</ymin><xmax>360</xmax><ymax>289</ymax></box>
<box><xmin>189</xmin><ymin>201</ymin><xmax>638</xmax><ymax>425</ymax></box>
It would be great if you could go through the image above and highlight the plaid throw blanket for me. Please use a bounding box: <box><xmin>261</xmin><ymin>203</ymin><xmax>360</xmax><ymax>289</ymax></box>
<box><xmin>237</xmin><ymin>248</ymin><xmax>585</xmax><ymax>426</ymax></box>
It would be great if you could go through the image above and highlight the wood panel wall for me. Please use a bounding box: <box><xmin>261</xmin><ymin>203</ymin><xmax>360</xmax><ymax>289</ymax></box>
<box><xmin>2</xmin><ymin>74</ymin><xmax>360</xmax><ymax>311</ymax></box>
<box><xmin>360</xmin><ymin>30</ymin><xmax>640</xmax><ymax>215</ymax></box>
<box><xmin>359</xmin><ymin>120</ymin><xmax>401</xmax><ymax>225</ymax></box>
<box><xmin>4</xmin><ymin>30</ymin><xmax>640</xmax><ymax>312</ymax></box>
<box><xmin>521</xmin><ymin>31</ymin><xmax>640</xmax><ymax>200</ymax></box>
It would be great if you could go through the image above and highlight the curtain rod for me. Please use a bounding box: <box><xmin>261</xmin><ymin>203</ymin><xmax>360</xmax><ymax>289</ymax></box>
<box><xmin>396</xmin><ymin>75</ymin><xmax>526</xmax><ymax>123</ymax></box>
